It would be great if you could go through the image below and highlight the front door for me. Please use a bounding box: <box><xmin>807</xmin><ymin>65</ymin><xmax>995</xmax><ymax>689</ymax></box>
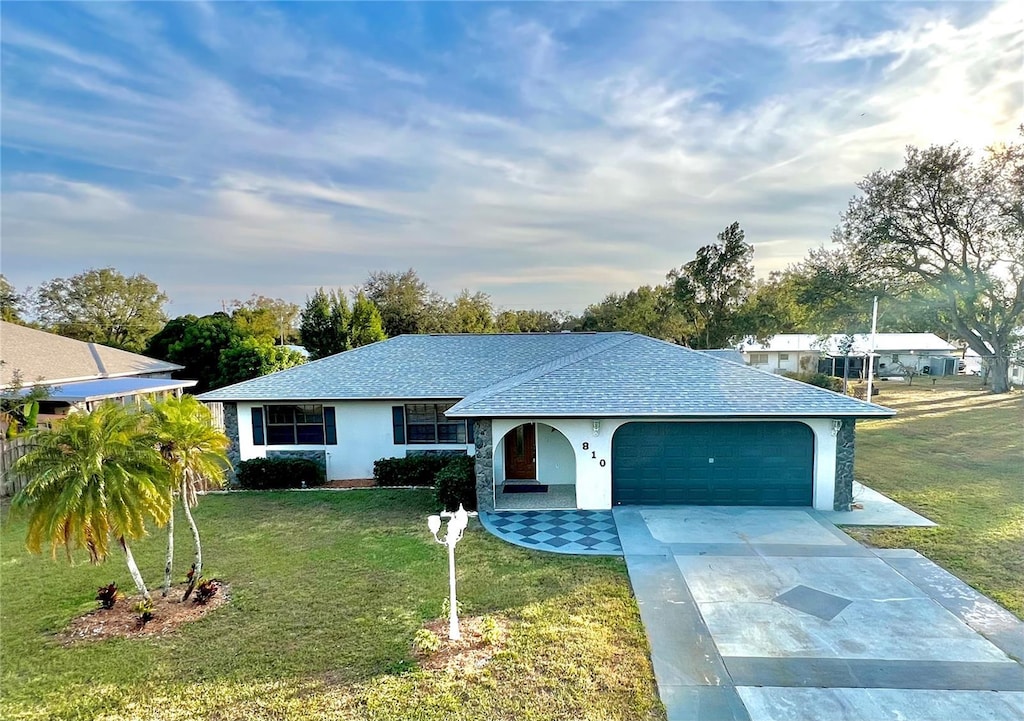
<box><xmin>504</xmin><ymin>423</ymin><xmax>537</xmax><ymax>480</ymax></box>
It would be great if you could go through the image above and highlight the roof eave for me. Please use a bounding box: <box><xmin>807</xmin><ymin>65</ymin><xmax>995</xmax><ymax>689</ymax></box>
<box><xmin>196</xmin><ymin>393</ymin><xmax>469</xmax><ymax>403</ymax></box>
<box><xmin>444</xmin><ymin>409</ymin><xmax>896</xmax><ymax>419</ymax></box>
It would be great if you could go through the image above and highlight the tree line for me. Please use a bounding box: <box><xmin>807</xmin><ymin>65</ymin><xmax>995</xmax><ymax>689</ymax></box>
<box><xmin>3</xmin><ymin>134</ymin><xmax>1021</xmax><ymax>392</ymax></box>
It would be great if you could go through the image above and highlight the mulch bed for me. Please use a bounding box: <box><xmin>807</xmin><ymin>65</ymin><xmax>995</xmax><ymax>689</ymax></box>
<box><xmin>56</xmin><ymin>582</ymin><xmax>229</xmax><ymax>645</ymax></box>
<box><xmin>322</xmin><ymin>479</ymin><xmax>377</xmax><ymax>489</ymax></box>
<box><xmin>413</xmin><ymin>615</ymin><xmax>510</xmax><ymax>674</ymax></box>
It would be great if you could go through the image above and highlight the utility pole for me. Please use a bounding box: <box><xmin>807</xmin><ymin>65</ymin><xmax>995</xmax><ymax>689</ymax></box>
<box><xmin>866</xmin><ymin>296</ymin><xmax>878</xmax><ymax>400</ymax></box>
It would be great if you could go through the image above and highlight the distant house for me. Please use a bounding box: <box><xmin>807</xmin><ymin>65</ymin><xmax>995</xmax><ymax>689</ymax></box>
<box><xmin>739</xmin><ymin>333</ymin><xmax>958</xmax><ymax>378</ymax></box>
<box><xmin>0</xmin><ymin>321</ymin><xmax>196</xmax><ymax>429</ymax></box>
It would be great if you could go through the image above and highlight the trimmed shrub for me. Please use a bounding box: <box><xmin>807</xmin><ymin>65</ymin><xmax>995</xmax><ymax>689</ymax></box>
<box><xmin>782</xmin><ymin>371</ymin><xmax>844</xmax><ymax>392</ymax></box>
<box><xmin>434</xmin><ymin>455</ymin><xmax>476</xmax><ymax>512</ymax></box>
<box><xmin>235</xmin><ymin>457</ymin><xmax>326</xmax><ymax>490</ymax></box>
<box><xmin>373</xmin><ymin>454</ymin><xmax>453</xmax><ymax>487</ymax></box>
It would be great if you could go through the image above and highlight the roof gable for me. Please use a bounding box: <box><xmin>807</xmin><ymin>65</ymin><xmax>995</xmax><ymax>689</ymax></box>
<box><xmin>447</xmin><ymin>335</ymin><xmax>892</xmax><ymax>418</ymax></box>
<box><xmin>197</xmin><ymin>332</ymin><xmax>617</xmax><ymax>402</ymax></box>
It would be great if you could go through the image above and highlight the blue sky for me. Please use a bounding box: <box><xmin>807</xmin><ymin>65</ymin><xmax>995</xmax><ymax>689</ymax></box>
<box><xmin>1</xmin><ymin>1</ymin><xmax>1020</xmax><ymax>317</ymax></box>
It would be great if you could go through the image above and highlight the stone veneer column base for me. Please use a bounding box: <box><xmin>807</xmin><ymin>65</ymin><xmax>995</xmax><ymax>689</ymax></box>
<box><xmin>222</xmin><ymin>402</ymin><xmax>240</xmax><ymax>485</ymax></box>
<box><xmin>833</xmin><ymin>418</ymin><xmax>855</xmax><ymax>511</ymax></box>
<box><xmin>473</xmin><ymin>419</ymin><xmax>494</xmax><ymax>513</ymax></box>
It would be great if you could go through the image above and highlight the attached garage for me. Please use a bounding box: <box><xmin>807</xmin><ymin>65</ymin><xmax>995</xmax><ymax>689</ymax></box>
<box><xmin>611</xmin><ymin>421</ymin><xmax>814</xmax><ymax>506</ymax></box>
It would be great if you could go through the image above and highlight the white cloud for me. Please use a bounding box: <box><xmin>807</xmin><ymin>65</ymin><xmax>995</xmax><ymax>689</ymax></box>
<box><xmin>2</xmin><ymin>1</ymin><xmax>1020</xmax><ymax>316</ymax></box>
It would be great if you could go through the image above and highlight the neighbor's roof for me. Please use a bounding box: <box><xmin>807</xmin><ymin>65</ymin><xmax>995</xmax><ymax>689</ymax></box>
<box><xmin>199</xmin><ymin>332</ymin><xmax>892</xmax><ymax>418</ymax></box>
<box><xmin>0</xmin><ymin>321</ymin><xmax>183</xmax><ymax>387</ymax></box>
<box><xmin>42</xmin><ymin>377</ymin><xmax>197</xmax><ymax>403</ymax></box>
<box><xmin>740</xmin><ymin>333</ymin><xmax>957</xmax><ymax>354</ymax></box>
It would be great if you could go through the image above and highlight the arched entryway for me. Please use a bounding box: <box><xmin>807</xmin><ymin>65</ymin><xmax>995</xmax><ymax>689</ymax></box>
<box><xmin>494</xmin><ymin>422</ymin><xmax>577</xmax><ymax>510</ymax></box>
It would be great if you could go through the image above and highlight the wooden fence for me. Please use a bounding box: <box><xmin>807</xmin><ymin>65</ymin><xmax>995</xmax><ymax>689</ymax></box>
<box><xmin>1</xmin><ymin>437</ymin><xmax>34</xmax><ymax>498</ymax></box>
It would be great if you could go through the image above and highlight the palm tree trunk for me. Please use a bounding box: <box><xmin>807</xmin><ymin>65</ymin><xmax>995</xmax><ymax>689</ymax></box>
<box><xmin>120</xmin><ymin>536</ymin><xmax>151</xmax><ymax>603</ymax></box>
<box><xmin>162</xmin><ymin>508</ymin><xmax>174</xmax><ymax>597</ymax></box>
<box><xmin>181</xmin><ymin>496</ymin><xmax>202</xmax><ymax>601</ymax></box>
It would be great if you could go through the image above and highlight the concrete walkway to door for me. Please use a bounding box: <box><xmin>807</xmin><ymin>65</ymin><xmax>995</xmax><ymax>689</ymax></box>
<box><xmin>613</xmin><ymin>506</ymin><xmax>1024</xmax><ymax>721</ymax></box>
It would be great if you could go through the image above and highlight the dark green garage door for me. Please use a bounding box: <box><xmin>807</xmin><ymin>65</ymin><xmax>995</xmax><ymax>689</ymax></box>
<box><xmin>612</xmin><ymin>422</ymin><xmax>813</xmax><ymax>506</ymax></box>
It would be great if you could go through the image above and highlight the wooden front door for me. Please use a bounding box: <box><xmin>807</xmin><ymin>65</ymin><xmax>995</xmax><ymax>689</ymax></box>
<box><xmin>504</xmin><ymin>423</ymin><xmax>537</xmax><ymax>480</ymax></box>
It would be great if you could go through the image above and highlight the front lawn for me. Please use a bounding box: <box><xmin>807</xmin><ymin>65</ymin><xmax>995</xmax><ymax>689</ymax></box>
<box><xmin>851</xmin><ymin>377</ymin><xmax>1024</xmax><ymax>618</ymax></box>
<box><xmin>1</xmin><ymin>490</ymin><xmax>663</xmax><ymax>721</ymax></box>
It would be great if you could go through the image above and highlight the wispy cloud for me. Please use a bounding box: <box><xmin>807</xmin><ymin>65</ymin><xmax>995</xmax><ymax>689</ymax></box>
<box><xmin>2</xmin><ymin>1</ymin><xmax>1019</xmax><ymax>315</ymax></box>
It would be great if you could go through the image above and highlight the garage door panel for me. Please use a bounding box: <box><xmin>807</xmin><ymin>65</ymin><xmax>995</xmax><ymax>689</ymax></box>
<box><xmin>612</xmin><ymin>422</ymin><xmax>813</xmax><ymax>506</ymax></box>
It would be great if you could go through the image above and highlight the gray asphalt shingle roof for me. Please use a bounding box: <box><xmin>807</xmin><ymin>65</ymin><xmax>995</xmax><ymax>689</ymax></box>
<box><xmin>0</xmin><ymin>321</ymin><xmax>182</xmax><ymax>387</ymax></box>
<box><xmin>447</xmin><ymin>334</ymin><xmax>892</xmax><ymax>417</ymax></box>
<box><xmin>198</xmin><ymin>332</ymin><xmax>893</xmax><ymax>418</ymax></box>
<box><xmin>197</xmin><ymin>333</ymin><xmax>612</xmax><ymax>401</ymax></box>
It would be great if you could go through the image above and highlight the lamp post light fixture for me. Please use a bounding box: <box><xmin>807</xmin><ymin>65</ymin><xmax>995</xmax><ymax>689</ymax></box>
<box><xmin>427</xmin><ymin>504</ymin><xmax>472</xmax><ymax>641</ymax></box>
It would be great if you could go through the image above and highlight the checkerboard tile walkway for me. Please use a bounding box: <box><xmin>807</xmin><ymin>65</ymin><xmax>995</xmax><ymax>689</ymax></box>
<box><xmin>479</xmin><ymin>510</ymin><xmax>623</xmax><ymax>556</ymax></box>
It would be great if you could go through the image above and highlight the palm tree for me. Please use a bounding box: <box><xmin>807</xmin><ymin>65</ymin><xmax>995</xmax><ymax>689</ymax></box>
<box><xmin>148</xmin><ymin>394</ymin><xmax>230</xmax><ymax>599</ymax></box>
<box><xmin>12</xmin><ymin>403</ymin><xmax>171</xmax><ymax>602</ymax></box>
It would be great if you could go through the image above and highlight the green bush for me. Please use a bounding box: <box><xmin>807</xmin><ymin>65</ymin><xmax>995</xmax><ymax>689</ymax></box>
<box><xmin>235</xmin><ymin>457</ymin><xmax>326</xmax><ymax>490</ymax></box>
<box><xmin>434</xmin><ymin>455</ymin><xmax>476</xmax><ymax>512</ymax></box>
<box><xmin>782</xmin><ymin>371</ymin><xmax>844</xmax><ymax>392</ymax></box>
<box><xmin>373</xmin><ymin>454</ymin><xmax>454</xmax><ymax>487</ymax></box>
<box><xmin>412</xmin><ymin>628</ymin><xmax>442</xmax><ymax>654</ymax></box>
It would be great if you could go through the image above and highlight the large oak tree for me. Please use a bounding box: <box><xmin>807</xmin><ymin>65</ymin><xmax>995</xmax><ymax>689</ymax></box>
<box><xmin>834</xmin><ymin>138</ymin><xmax>1023</xmax><ymax>392</ymax></box>
<box><xmin>34</xmin><ymin>267</ymin><xmax>168</xmax><ymax>352</ymax></box>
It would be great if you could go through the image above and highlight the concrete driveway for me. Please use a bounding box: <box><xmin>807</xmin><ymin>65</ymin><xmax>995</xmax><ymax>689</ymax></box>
<box><xmin>613</xmin><ymin>506</ymin><xmax>1024</xmax><ymax>721</ymax></box>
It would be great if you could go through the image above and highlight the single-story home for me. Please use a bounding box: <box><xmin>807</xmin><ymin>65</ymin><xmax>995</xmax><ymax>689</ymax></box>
<box><xmin>0</xmin><ymin>321</ymin><xmax>196</xmax><ymax>429</ymax></box>
<box><xmin>739</xmin><ymin>333</ymin><xmax>958</xmax><ymax>377</ymax></box>
<box><xmin>198</xmin><ymin>332</ymin><xmax>893</xmax><ymax>513</ymax></box>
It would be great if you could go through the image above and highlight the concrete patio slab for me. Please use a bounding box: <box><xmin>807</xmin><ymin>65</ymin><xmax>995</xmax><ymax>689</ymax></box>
<box><xmin>819</xmin><ymin>481</ymin><xmax>937</xmax><ymax>527</ymax></box>
<box><xmin>613</xmin><ymin>505</ymin><xmax>1024</xmax><ymax>721</ymax></box>
<box><xmin>880</xmin><ymin>550</ymin><xmax>1024</xmax><ymax>663</ymax></box>
<box><xmin>698</xmin><ymin>592</ymin><xmax>1013</xmax><ymax>662</ymax></box>
<box><xmin>642</xmin><ymin>506</ymin><xmax>849</xmax><ymax>546</ymax></box>
<box><xmin>736</xmin><ymin>688</ymin><xmax>1024</xmax><ymax>721</ymax></box>
<box><xmin>676</xmin><ymin>555</ymin><xmax>930</xmax><ymax>604</ymax></box>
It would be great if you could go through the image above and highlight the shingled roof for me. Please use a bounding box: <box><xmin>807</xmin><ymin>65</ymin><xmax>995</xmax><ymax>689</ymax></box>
<box><xmin>0</xmin><ymin>321</ymin><xmax>182</xmax><ymax>387</ymax></box>
<box><xmin>198</xmin><ymin>332</ymin><xmax>893</xmax><ymax>419</ymax></box>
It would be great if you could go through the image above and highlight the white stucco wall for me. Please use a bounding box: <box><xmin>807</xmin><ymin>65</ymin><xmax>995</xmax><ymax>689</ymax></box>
<box><xmin>493</xmin><ymin>422</ymin><xmax>576</xmax><ymax>485</ymax></box>
<box><xmin>492</xmin><ymin>417</ymin><xmax>839</xmax><ymax>511</ymax></box>
<box><xmin>234</xmin><ymin>402</ymin><xmax>840</xmax><ymax>510</ymax></box>
<box><xmin>746</xmin><ymin>351</ymin><xmax>816</xmax><ymax>374</ymax></box>
<box><xmin>236</xmin><ymin>401</ymin><xmax>474</xmax><ymax>481</ymax></box>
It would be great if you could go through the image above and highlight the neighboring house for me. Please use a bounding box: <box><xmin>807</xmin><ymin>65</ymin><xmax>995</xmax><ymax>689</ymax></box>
<box><xmin>739</xmin><ymin>333</ymin><xmax>958</xmax><ymax>377</ymax></box>
<box><xmin>697</xmin><ymin>349</ymin><xmax>746</xmax><ymax>365</ymax></box>
<box><xmin>0</xmin><ymin>321</ymin><xmax>196</xmax><ymax>428</ymax></box>
<box><xmin>198</xmin><ymin>332</ymin><xmax>893</xmax><ymax>513</ymax></box>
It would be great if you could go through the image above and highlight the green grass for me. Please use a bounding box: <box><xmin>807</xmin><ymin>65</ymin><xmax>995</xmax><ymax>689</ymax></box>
<box><xmin>0</xmin><ymin>490</ymin><xmax>664</xmax><ymax>721</ymax></box>
<box><xmin>850</xmin><ymin>377</ymin><xmax>1024</xmax><ymax>618</ymax></box>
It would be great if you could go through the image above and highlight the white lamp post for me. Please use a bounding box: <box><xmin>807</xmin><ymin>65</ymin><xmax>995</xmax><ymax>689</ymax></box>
<box><xmin>427</xmin><ymin>504</ymin><xmax>471</xmax><ymax>641</ymax></box>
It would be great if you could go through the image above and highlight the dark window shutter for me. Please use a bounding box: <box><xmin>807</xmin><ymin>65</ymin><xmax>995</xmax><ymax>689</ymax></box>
<box><xmin>324</xmin><ymin>407</ymin><xmax>337</xmax><ymax>445</ymax></box>
<box><xmin>466</xmin><ymin>419</ymin><xmax>475</xmax><ymax>444</ymax></box>
<box><xmin>252</xmin><ymin>407</ymin><xmax>265</xmax><ymax>446</ymax></box>
<box><xmin>392</xmin><ymin>406</ymin><xmax>406</xmax><ymax>444</ymax></box>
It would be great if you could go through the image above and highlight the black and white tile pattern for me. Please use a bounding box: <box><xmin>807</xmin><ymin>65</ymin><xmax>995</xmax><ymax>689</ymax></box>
<box><xmin>480</xmin><ymin>510</ymin><xmax>622</xmax><ymax>556</ymax></box>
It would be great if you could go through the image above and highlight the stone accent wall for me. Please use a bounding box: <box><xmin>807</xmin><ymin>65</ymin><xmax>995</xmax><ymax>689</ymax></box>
<box><xmin>473</xmin><ymin>419</ymin><xmax>494</xmax><ymax>512</ymax></box>
<box><xmin>223</xmin><ymin>397</ymin><xmax>240</xmax><ymax>471</ymax></box>
<box><xmin>833</xmin><ymin>418</ymin><xmax>856</xmax><ymax>511</ymax></box>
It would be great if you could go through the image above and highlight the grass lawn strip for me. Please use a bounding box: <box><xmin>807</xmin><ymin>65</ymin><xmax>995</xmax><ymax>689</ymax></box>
<box><xmin>1</xmin><ymin>490</ymin><xmax>663</xmax><ymax>721</ymax></box>
<box><xmin>850</xmin><ymin>377</ymin><xmax>1023</xmax><ymax>618</ymax></box>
